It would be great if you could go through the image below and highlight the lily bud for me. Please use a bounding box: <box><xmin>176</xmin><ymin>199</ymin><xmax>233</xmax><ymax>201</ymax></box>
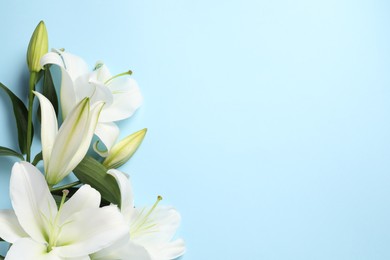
<box><xmin>35</xmin><ymin>92</ymin><xmax>104</xmax><ymax>186</ymax></box>
<box><xmin>103</xmin><ymin>128</ymin><xmax>147</xmax><ymax>169</ymax></box>
<box><xmin>27</xmin><ymin>21</ymin><xmax>48</xmax><ymax>72</ymax></box>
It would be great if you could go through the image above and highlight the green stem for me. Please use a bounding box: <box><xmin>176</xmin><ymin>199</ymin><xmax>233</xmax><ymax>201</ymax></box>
<box><xmin>26</xmin><ymin>72</ymin><xmax>38</xmax><ymax>162</ymax></box>
<box><xmin>50</xmin><ymin>181</ymin><xmax>81</xmax><ymax>192</ymax></box>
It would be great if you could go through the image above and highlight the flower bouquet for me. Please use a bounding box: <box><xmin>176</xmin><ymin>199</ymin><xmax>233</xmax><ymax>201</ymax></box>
<box><xmin>0</xmin><ymin>21</ymin><xmax>185</xmax><ymax>260</ymax></box>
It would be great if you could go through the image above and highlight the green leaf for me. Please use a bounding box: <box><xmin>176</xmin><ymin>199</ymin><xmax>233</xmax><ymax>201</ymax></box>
<box><xmin>0</xmin><ymin>83</ymin><xmax>33</xmax><ymax>154</ymax></box>
<box><xmin>0</xmin><ymin>146</ymin><xmax>24</xmax><ymax>160</ymax></box>
<box><xmin>42</xmin><ymin>65</ymin><xmax>58</xmax><ymax>116</ymax></box>
<box><xmin>73</xmin><ymin>156</ymin><xmax>121</xmax><ymax>206</ymax></box>
<box><xmin>32</xmin><ymin>151</ymin><xmax>42</xmax><ymax>166</ymax></box>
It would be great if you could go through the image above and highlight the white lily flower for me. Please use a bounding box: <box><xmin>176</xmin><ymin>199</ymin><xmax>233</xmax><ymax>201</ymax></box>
<box><xmin>35</xmin><ymin>92</ymin><xmax>104</xmax><ymax>186</ymax></box>
<box><xmin>40</xmin><ymin>50</ymin><xmax>143</xmax><ymax>153</ymax></box>
<box><xmin>91</xmin><ymin>170</ymin><xmax>185</xmax><ymax>260</ymax></box>
<box><xmin>0</xmin><ymin>162</ymin><xmax>129</xmax><ymax>259</ymax></box>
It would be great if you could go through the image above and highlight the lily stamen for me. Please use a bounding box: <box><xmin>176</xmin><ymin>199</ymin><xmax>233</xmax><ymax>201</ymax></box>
<box><xmin>145</xmin><ymin>195</ymin><xmax>163</xmax><ymax>219</ymax></box>
<box><xmin>59</xmin><ymin>189</ymin><xmax>69</xmax><ymax>210</ymax></box>
<box><xmin>131</xmin><ymin>196</ymin><xmax>162</xmax><ymax>237</ymax></box>
<box><xmin>47</xmin><ymin>189</ymin><xmax>69</xmax><ymax>252</ymax></box>
<box><xmin>104</xmin><ymin>70</ymin><xmax>133</xmax><ymax>85</ymax></box>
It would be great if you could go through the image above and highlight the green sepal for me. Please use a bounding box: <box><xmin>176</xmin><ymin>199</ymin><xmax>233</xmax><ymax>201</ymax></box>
<box><xmin>73</xmin><ymin>156</ymin><xmax>121</xmax><ymax>206</ymax></box>
<box><xmin>0</xmin><ymin>146</ymin><xmax>24</xmax><ymax>160</ymax></box>
<box><xmin>0</xmin><ymin>83</ymin><xmax>33</xmax><ymax>154</ymax></box>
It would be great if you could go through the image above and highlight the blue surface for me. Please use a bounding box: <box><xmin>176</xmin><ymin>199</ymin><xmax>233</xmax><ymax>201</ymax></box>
<box><xmin>0</xmin><ymin>0</ymin><xmax>390</xmax><ymax>259</ymax></box>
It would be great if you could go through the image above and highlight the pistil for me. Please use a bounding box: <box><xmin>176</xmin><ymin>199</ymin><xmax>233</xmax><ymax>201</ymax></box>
<box><xmin>47</xmin><ymin>189</ymin><xmax>68</xmax><ymax>252</ymax></box>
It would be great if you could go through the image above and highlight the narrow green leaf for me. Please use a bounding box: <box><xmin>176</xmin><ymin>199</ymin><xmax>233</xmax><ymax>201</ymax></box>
<box><xmin>73</xmin><ymin>156</ymin><xmax>121</xmax><ymax>206</ymax></box>
<box><xmin>42</xmin><ymin>65</ymin><xmax>58</xmax><ymax>116</ymax></box>
<box><xmin>0</xmin><ymin>83</ymin><xmax>33</xmax><ymax>154</ymax></box>
<box><xmin>32</xmin><ymin>151</ymin><xmax>42</xmax><ymax>166</ymax></box>
<box><xmin>0</xmin><ymin>146</ymin><xmax>24</xmax><ymax>160</ymax></box>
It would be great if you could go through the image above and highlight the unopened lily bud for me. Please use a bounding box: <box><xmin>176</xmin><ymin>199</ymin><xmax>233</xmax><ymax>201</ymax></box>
<box><xmin>103</xmin><ymin>128</ymin><xmax>147</xmax><ymax>169</ymax></box>
<box><xmin>27</xmin><ymin>21</ymin><xmax>48</xmax><ymax>72</ymax></box>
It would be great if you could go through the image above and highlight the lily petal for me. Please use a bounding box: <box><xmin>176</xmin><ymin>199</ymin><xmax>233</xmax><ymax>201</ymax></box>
<box><xmin>65</xmin><ymin>101</ymin><xmax>105</xmax><ymax>173</ymax></box>
<box><xmin>59</xmin><ymin>66</ymin><xmax>78</xmax><ymax>119</ymax></box>
<box><xmin>131</xmin><ymin>206</ymin><xmax>182</xmax><ymax>245</ymax></box>
<box><xmin>90</xmin><ymin>235</ymin><xmax>128</xmax><ymax>260</ymax></box>
<box><xmin>0</xmin><ymin>210</ymin><xmax>28</xmax><ymax>243</ymax></box>
<box><xmin>93</xmin><ymin>63</ymin><xmax>112</xmax><ymax>83</ymax></box>
<box><xmin>94</xmin><ymin>122</ymin><xmax>120</xmax><ymax>154</ymax></box>
<box><xmin>87</xmin><ymin>72</ymin><xmax>114</xmax><ymax>106</ymax></box>
<box><xmin>145</xmin><ymin>239</ymin><xmax>186</xmax><ymax>260</ymax></box>
<box><xmin>116</xmin><ymin>242</ymin><xmax>152</xmax><ymax>260</ymax></box>
<box><xmin>90</xmin><ymin>82</ymin><xmax>114</xmax><ymax>106</ymax></box>
<box><xmin>107</xmin><ymin>169</ymin><xmax>134</xmax><ymax>218</ymax></box>
<box><xmin>40</xmin><ymin>51</ymin><xmax>90</xmax><ymax>83</ymax></box>
<box><xmin>34</xmin><ymin>92</ymin><xmax>58</xmax><ymax>174</ymax></box>
<box><xmin>92</xmin><ymin>240</ymin><xmax>151</xmax><ymax>260</ymax></box>
<box><xmin>59</xmin><ymin>185</ymin><xmax>101</xmax><ymax>223</ymax></box>
<box><xmin>5</xmin><ymin>238</ymin><xmax>61</xmax><ymax>260</ymax></box>
<box><xmin>56</xmin><ymin>205</ymin><xmax>128</xmax><ymax>258</ymax></box>
<box><xmin>99</xmin><ymin>77</ymin><xmax>143</xmax><ymax>122</ymax></box>
<box><xmin>10</xmin><ymin>162</ymin><xmax>57</xmax><ymax>244</ymax></box>
<box><xmin>40</xmin><ymin>51</ymin><xmax>88</xmax><ymax>119</ymax></box>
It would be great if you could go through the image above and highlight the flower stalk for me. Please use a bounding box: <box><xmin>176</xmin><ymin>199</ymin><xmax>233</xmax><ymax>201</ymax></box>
<box><xmin>26</xmin><ymin>71</ymin><xmax>38</xmax><ymax>162</ymax></box>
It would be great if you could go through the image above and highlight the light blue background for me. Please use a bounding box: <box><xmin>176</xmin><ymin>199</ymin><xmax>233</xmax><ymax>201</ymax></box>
<box><xmin>0</xmin><ymin>0</ymin><xmax>389</xmax><ymax>259</ymax></box>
